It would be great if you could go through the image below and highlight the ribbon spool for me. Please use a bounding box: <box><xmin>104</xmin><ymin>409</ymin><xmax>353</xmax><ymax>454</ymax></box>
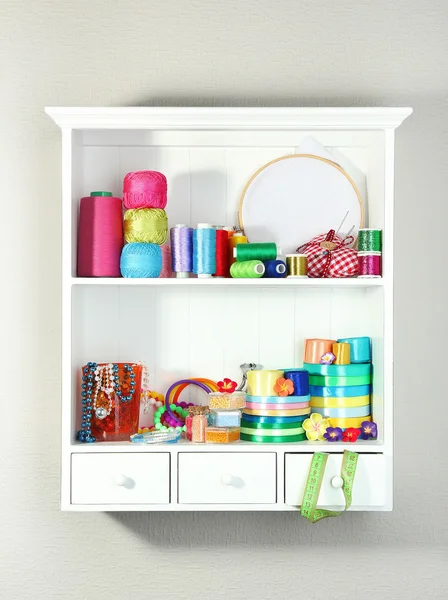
<box><xmin>243</xmin><ymin>407</ymin><xmax>310</xmax><ymax>417</ymax></box>
<box><xmin>310</xmin><ymin>395</ymin><xmax>370</xmax><ymax>408</ymax></box>
<box><xmin>263</xmin><ymin>260</ymin><xmax>287</xmax><ymax>278</ymax></box>
<box><xmin>77</xmin><ymin>192</ymin><xmax>123</xmax><ymax>277</ymax></box>
<box><xmin>247</xmin><ymin>370</ymin><xmax>284</xmax><ymax>396</ymax></box>
<box><xmin>304</xmin><ymin>362</ymin><xmax>371</xmax><ymax>376</ymax></box>
<box><xmin>309</xmin><ymin>384</ymin><xmax>371</xmax><ymax>397</ymax></box>
<box><xmin>124</xmin><ymin>208</ymin><xmax>168</xmax><ymax>244</ymax></box>
<box><xmin>309</xmin><ymin>374</ymin><xmax>371</xmax><ymax>387</ymax></box>
<box><xmin>234</xmin><ymin>242</ymin><xmax>277</xmax><ymax>262</ymax></box>
<box><xmin>358</xmin><ymin>229</ymin><xmax>382</xmax><ymax>252</ymax></box>
<box><xmin>164</xmin><ymin>378</ymin><xmax>218</xmax><ymax>425</ymax></box>
<box><xmin>241</xmin><ymin>420</ymin><xmax>305</xmax><ymax>431</ymax></box>
<box><xmin>304</xmin><ymin>339</ymin><xmax>336</xmax><ymax>364</ymax></box>
<box><xmin>286</xmin><ymin>254</ymin><xmax>308</xmax><ymax>278</ymax></box>
<box><xmin>193</xmin><ymin>224</ymin><xmax>216</xmax><ymax>278</ymax></box>
<box><xmin>246</xmin><ymin>394</ymin><xmax>310</xmax><ymax>405</ymax></box>
<box><xmin>230</xmin><ymin>260</ymin><xmax>265</xmax><ymax>278</ymax></box>
<box><xmin>332</xmin><ymin>342</ymin><xmax>350</xmax><ymax>365</ymax></box>
<box><xmin>328</xmin><ymin>415</ymin><xmax>371</xmax><ymax>429</ymax></box>
<box><xmin>337</xmin><ymin>337</ymin><xmax>371</xmax><ymax>364</ymax></box>
<box><xmin>241</xmin><ymin>425</ymin><xmax>304</xmax><ymax>436</ymax></box>
<box><xmin>228</xmin><ymin>233</ymin><xmax>247</xmax><ymax>267</ymax></box>
<box><xmin>120</xmin><ymin>243</ymin><xmax>162</xmax><ymax>278</ymax></box>
<box><xmin>358</xmin><ymin>253</ymin><xmax>382</xmax><ymax>277</ymax></box>
<box><xmin>241</xmin><ymin>431</ymin><xmax>307</xmax><ymax>443</ymax></box>
<box><xmin>123</xmin><ymin>171</ymin><xmax>168</xmax><ymax>209</ymax></box>
<box><xmin>170</xmin><ymin>225</ymin><xmax>193</xmax><ymax>278</ymax></box>
<box><xmin>242</xmin><ymin>413</ymin><xmax>308</xmax><ymax>424</ymax></box>
<box><xmin>246</xmin><ymin>401</ymin><xmax>310</xmax><ymax>411</ymax></box>
<box><xmin>283</xmin><ymin>369</ymin><xmax>309</xmax><ymax>396</ymax></box>
<box><xmin>313</xmin><ymin>405</ymin><xmax>371</xmax><ymax>418</ymax></box>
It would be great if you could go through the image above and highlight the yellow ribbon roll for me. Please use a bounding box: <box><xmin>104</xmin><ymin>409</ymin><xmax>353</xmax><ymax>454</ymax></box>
<box><xmin>310</xmin><ymin>395</ymin><xmax>370</xmax><ymax>408</ymax></box>
<box><xmin>328</xmin><ymin>415</ymin><xmax>372</xmax><ymax>428</ymax></box>
<box><xmin>244</xmin><ymin>407</ymin><xmax>310</xmax><ymax>417</ymax></box>
<box><xmin>332</xmin><ymin>342</ymin><xmax>351</xmax><ymax>365</ymax></box>
<box><xmin>247</xmin><ymin>370</ymin><xmax>284</xmax><ymax>397</ymax></box>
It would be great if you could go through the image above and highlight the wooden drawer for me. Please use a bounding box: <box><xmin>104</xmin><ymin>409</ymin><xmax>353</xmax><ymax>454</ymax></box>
<box><xmin>178</xmin><ymin>453</ymin><xmax>276</xmax><ymax>504</ymax></box>
<box><xmin>71</xmin><ymin>453</ymin><xmax>170</xmax><ymax>505</ymax></box>
<box><xmin>285</xmin><ymin>454</ymin><xmax>387</xmax><ymax>509</ymax></box>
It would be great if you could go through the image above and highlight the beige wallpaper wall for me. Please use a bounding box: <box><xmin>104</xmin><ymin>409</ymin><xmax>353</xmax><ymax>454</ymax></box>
<box><xmin>1</xmin><ymin>0</ymin><xmax>447</xmax><ymax>598</ymax></box>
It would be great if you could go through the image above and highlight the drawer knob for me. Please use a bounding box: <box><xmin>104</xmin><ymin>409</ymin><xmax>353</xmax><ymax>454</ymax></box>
<box><xmin>221</xmin><ymin>473</ymin><xmax>234</xmax><ymax>486</ymax></box>
<box><xmin>331</xmin><ymin>476</ymin><xmax>344</xmax><ymax>489</ymax></box>
<box><xmin>115</xmin><ymin>474</ymin><xmax>128</xmax><ymax>487</ymax></box>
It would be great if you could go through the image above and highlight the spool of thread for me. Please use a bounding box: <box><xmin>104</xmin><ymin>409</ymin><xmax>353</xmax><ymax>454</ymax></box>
<box><xmin>337</xmin><ymin>337</ymin><xmax>371</xmax><ymax>363</ymax></box>
<box><xmin>77</xmin><ymin>192</ymin><xmax>123</xmax><ymax>277</ymax></box>
<box><xmin>358</xmin><ymin>252</ymin><xmax>382</xmax><ymax>277</ymax></box>
<box><xmin>263</xmin><ymin>260</ymin><xmax>287</xmax><ymax>278</ymax></box>
<box><xmin>230</xmin><ymin>260</ymin><xmax>265</xmax><ymax>278</ymax></box>
<box><xmin>193</xmin><ymin>224</ymin><xmax>216</xmax><ymax>278</ymax></box>
<box><xmin>228</xmin><ymin>234</ymin><xmax>247</xmax><ymax>266</ymax></box>
<box><xmin>304</xmin><ymin>339</ymin><xmax>337</xmax><ymax>364</ymax></box>
<box><xmin>120</xmin><ymin>243</ymin><xmax>162</xmax><ymax>278</ymax></box>
<box><xmin>123</xmin><ymin>171</ymin><xmax>167</xmax><ymax>209</ymax></box>
<box><xmin>124</xmin><ymin>208</ymin><xmax>168</xmax><ymax>244</ymax></box>
<box><xmin>234</xmin><ymin>242</ymin><xmax>277</xmax><ymax>262</ymax></box>
<box><xmin>358</xmin><ymin>229</ymin><xmax>382</xmax><ymax>252</ymax></box>
<box><xmin>286</xmin><ymin>254</ymin><xmax>308</xmax><ymax>277</ymax></box>
<box><xmin>158</xmin><ymin>243</ymin><xmax>172</xmax><ymax>278</ymax></box>
<box><xmin>215</xmin><ymin>228</ymin><xmax>229</xmax><ymax>277</ymax></box>
<box><xmin>283</xmin><ymin>369</ymin><xmax>309</xmax><ymax>396</ymax></box>
<box><xmin>170</xmin><ymin>225</ymin><xmax>193</xmax><ymax>278</ymax></box>
<box><xmin>332</xmin><ymin>342</ymin><xmax>351</xmax><ymax>365</ymax></box>
<box><xmin>247</xmin><ymin>370</ymin><xmax>284</xmax><ymax>396</ymax></box>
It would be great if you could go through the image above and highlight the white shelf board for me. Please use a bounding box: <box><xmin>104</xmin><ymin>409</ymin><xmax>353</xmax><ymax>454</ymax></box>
<box><xmin>71</xmin><ymin>277</ymin><xmax>384</xmax><ymax>288</ymax></box>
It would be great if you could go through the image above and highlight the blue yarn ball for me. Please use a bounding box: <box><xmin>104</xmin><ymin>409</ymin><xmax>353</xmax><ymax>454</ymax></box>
<box><xmin>120</xmin><ymin>243</ymin><xmax>162</xmax><ymax>278</ymax></box>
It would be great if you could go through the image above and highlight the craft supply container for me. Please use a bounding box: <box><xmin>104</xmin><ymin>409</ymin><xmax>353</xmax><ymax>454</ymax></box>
<box><xmin>88</xmin><ymin>363</ymin><xmax>142</xmax><ymax>442</ymax></box>
<box><xmin>209</xmin><ymin>410</ymin><xmax>242</xmax><ymax>428</ymax></box>
<box><xmin>205</xmin><ymin>427</ymin><xmax>240</xmax><ymax>444</ymax></box>
<box><xmin>191</xmin><ymin>414</ymin><xmax>207</xmax><ymax>443</ymax></box>
<box><xmin>208</xmin><ymin>392</ymin><xmax>246</xmax><ymax>410</ymax></box>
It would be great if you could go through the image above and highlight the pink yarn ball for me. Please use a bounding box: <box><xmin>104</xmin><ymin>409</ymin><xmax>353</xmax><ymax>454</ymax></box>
<box><xmin>123</xmin><ymin>171</ymin><xmax>168</xmax><ymax>209</ymax></box>
<box><xmin>159</xmin><ymin>243</ymin><xmax>173</xmax><ymax>278</ymax></box>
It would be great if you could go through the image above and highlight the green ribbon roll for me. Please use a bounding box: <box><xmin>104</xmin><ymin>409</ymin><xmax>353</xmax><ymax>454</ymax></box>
<box><xmin>309</xmin><ymin>374</ymin><xmax>371</xmax><ymax>387</ymax></box>
<box><xmin>241</xmin><ymin>419</ymin><xmax>305</xmax><ymax>430</ymax></box>
<box><xmin>300</xmin><ymin>451</ymin><xmax>358</xmax><ymax>523</ymax></box>
<box><xmin>241</xmin><ymin>432</ymin><xmax>307</xmax><ymax>443</ymax></box>
<box><xmin>304</xmin><ymin>362</ymin><xmax>371</xmax><ymax>377</ymax></box>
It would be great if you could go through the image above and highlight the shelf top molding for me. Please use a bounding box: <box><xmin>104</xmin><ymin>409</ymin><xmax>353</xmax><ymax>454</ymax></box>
<box><xmin>45</xmin><ymin>106</ymin><xmax>412</xmax><ymax>131</ymax></box>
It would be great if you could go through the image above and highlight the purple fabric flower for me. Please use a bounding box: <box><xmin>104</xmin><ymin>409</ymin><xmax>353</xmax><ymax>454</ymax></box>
<box><xmin>324</xmin><ymin>426</ymin><xmax>343</xmax><ymax>442</ymax></box>
<box><xmin>359</xmin><ymin>421</ymin><xmax>378</xmax><ymax>440</ymax></box>
<box><xmin>320</xmin><ymin>352</ymin><xmax>336</xmax><ymax>365</ymax></box>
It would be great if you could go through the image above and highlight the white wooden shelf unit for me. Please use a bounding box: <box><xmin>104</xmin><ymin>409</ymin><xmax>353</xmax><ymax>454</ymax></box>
<box><xmin>46</xmin><ymin>106</ymin><xmax>411</xmax><ymax>512</ymax></box>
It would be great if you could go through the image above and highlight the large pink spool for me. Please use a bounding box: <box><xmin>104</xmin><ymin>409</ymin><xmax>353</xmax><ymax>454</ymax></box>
<box><xmin>159</xmin><ymin>243</ymin><xmax>173</xmax><ymax>278</ymax></box>
<box><xmin>123</xmin><ymin>171</ymin><xmax>168</xmax><ymax>209</ymax></box>
<box><xmin>77</xmin><ymin>192</ymin><xmax>123</xmax><ymax>277</ymax></box>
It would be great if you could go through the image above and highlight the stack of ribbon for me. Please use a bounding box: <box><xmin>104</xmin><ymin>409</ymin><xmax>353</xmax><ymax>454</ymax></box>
<box><xmin>241</xmin><ymin>369</ymin><xmax>310</xmax><ymax>442</ymax></box>
<box><xmin>303</xmin><ymin>337</ymin><xmax>372</xmax><ymax>430</ymax></box>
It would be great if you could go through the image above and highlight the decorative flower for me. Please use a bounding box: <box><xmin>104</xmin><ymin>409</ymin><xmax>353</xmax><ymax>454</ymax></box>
<box><xmin>273</xmin><ymin>377</ymin><xmax>294</xmax><ymax>397</ymax></box>
<box><xmin>342</xmin><ymin>427</ymin><xmax>361</xmax><ymax>443</ymax></box>
<box><xmin>320</xmin><ymin>352</ymin><xmax>336</xmax><ymax>365</ymax></box>
<box><xmin>217</xmin><ymin>378</ymin><xmax>238</xmax><ymax>393</ymax></box>
<box><xmin>359</xmin><ymin>421</ymin><xmax>378</xmax><ymax>440</ymax></box>
<box><xmin>324</xmin><ymin>426</ymin><xmax>343</xmax><ymax>442</ymax></box>
<box><xmin>302</xmin><ymin>413</ymin><xmax>331</xmax><ymax>441</ymax></box>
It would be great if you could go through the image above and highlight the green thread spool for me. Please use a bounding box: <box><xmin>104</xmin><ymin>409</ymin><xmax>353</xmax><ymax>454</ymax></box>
<box><xmin>230</xmin><ymin>260</ymin><xmax>265</xmax><ymax>278</ymax></box>
<box><xmin>124</xmin><ymin>208</ymin><xmax>168</xmax><ymax>244</ymax></box>
<box><xmin>234</xmin><ymin>242</ymin><xmax>277</xmax><ymax>262</ymax></box>
<box><xmin>358</xmin><ymin>229</ymin><xmax>382</xmax><ymax>252</ymax></box>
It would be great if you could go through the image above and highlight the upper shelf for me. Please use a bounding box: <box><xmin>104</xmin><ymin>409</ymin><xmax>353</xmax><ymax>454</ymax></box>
<box><xmin>45</xmin><ymin>107</ymin><xmax>413</xmax><ymax>131</ymax></box>
<box><xmin>71</xmin><ymin>277</ymin><xmax>384</xmax><ymax>287</ymax></box>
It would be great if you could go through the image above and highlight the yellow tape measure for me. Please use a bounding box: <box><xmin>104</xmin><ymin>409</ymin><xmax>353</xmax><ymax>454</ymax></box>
<box><xmin>300</xmin><ymin>451</ymin><xmax>358</xmax><ymax>523</ymax></box>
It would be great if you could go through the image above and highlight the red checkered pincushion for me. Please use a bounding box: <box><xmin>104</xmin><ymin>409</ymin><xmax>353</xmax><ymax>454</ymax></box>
<box><xmin>297</xmin><ymin>230</ymin><xmax>358</xmax><ymax>278</ymax></box>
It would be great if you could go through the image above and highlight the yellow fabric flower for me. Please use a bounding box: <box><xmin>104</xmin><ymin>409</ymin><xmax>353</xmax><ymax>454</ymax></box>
<box><xmin>302</xmin><ymin>413</ymin><xmax>331</xmax><ymax>441</ymax></box>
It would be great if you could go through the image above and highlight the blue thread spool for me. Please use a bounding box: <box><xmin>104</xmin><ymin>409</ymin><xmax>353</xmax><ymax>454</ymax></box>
<box><xmin>120</xmin><ymin>243</ymin><xmax>162</xmax><ymax>278</ymax></box>
<box><xmin>263</xmin><ymin>259</ymin><xmax>287</xmax><ymax>278</ymax></box>
<box><xmin>283</xmin><ymin>369</ymin><xmax>309</xmax><ymax>396</ymax></box>
<box><xmin>193</xmin><ymin>224</ymin><xmax>216</xmax><ymax>278</ymax></box>
<box><xmin>337</xmin><ymin>336</ymin><xmax>371</xmax><ymax>363</ymax></box>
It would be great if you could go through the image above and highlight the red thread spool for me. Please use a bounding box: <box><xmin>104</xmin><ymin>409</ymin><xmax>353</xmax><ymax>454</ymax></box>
<box><xmin>358</xmin><ymin>252</ymin><xmax>382</xmax><ymax>277</ymax></box>
<box><xmin>215</xmin><ymin>229</ymin><xmax>229</xmax><ymax>277</ymax></box>
<box><xmin>159</xmin><ymin>243</ymin><xmax>173</xmax><ymax>278</ymax></box>
<box><xmin>77</xmin><ymin>192</ymin><xmax>123</xmax><ymax>277</ymax></box>
<box><xmin>123</xmin><ymin>171</ymin><xmax>168</xmax><ymax>209</ymax></box>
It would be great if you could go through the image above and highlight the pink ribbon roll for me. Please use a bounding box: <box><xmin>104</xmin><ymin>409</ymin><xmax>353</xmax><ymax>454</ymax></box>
<box><xmin>304</xmin><ymin>339</ymin><xmax>337</xmax><ymax>364</ymax></box>
<box><xmin>245</xmin><ymin>401</ymin><xmax>310</xmax><ymax>410</ymax></box>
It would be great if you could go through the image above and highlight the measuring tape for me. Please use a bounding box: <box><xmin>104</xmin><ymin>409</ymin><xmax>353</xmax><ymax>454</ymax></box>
<box><xmin>300</xmin><ymin>451</ymin><xmax>358</xmax><ymax>523</ymax></box>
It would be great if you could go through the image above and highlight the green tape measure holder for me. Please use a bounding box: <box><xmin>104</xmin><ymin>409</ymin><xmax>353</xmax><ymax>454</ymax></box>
<box><xmin>300</xmin><ymin>450</ymin><xmax>358</xmax><ymax>523</ymax></box>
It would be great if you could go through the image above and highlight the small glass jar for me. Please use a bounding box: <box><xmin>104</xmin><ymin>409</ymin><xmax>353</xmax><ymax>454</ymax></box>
<box><xmin>185</xmin><ymin>411</ymin><xmax>194</xmax><ymax>441</ymax></box>
<box><xmin>191</xmin><ymin>414</ymin><xmax>207</xmax><ymax>443</ymax></box>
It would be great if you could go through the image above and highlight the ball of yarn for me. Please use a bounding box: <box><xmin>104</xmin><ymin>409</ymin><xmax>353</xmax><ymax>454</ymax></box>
<box><xmin>123</xmin><ymin>171</ymin><xmax>168</xmax><ymax>209</ymax></box>
<box><xmin>120</xmin><ymin>243</ymin><xmax>162</xmax><ymax>278</ymax></box>
<box><xmin>159</xmin><ymin>243</ymin><xmax>173</xmax><ymax>278</ymax></box>
<box><xmin>124</xmin><ymin>208</ymin><xmax>168</xmax><ymax>244</ymax></box>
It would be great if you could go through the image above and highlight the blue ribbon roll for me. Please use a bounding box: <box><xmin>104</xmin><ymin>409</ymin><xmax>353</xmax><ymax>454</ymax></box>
<box><xmin>337</xmin><ymin>336</ymin><xmax>371</xmax><ymax>363</ymax></box>
<box><xmin>309</xmin><ymin>384</ymin><xmax>371</xmax><ymax>397</ymax></box>
<box><xmin>313</xmin><ymin>405</ymin><xmax>371</xmax><ymax>418</ymax></box>
<box><xmin>304</xmin><ymin>362</ymin><xmax>371</xmax><ymax>377</ymax></box>
<box><xmin>246</xmin><ymin>394</ymin><xmax>310</xmax><ymax>405</ymax></box>
<box><xmin>241</xmin><ymin>413</ymin><xmax>308</xmax><ymax>425</ymax></box>
<box><xmin>283</xmin><ymin>369</ymin><xmax>309</xmax><ymax>396</ymax></box>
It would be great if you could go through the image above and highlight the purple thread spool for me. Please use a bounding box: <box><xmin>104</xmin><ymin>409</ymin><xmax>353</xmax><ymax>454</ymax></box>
<box><xmin>170</xmin><ymin>224</ymin><xmax>193</xmax><ymax>278</ymax></box>
<box><xmin>358</xmin><ymin>252</ymin><xmax>382</xmax><ymax>277</ymax></box>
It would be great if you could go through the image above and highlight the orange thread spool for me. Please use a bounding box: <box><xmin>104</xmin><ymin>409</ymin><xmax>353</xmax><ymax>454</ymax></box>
<box><xmin>228</xmin><ymin>234</ymin><xmax>247</xmax><ymax>267</ymax></box>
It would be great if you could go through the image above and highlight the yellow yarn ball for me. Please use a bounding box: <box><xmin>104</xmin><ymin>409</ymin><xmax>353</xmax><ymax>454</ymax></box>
<box><xmin>124</xmin><ymin>208</ymin><xmax>168</xmax><ymax>244</ymax></box>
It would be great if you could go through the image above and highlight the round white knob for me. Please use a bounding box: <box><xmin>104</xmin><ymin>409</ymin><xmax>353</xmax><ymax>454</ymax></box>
<box><xmin>331</xmin><ymin>476</ymin><xmax>344</xmax><ymax>489</ymax></box>
<box><xmin>114</xmin><ymin>474</ymin><xmax>128</xmax><ymax>487</ymax></box>
<box><xmin>221</xmin><ymin>473</ymin><xmax>233</xmax><ymax>486</ymax></box>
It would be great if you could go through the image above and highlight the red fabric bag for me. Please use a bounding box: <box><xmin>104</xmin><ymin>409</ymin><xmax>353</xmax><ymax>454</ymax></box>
<box><xmin>297</xmin><ymin>229</ymin><xmax>358</xmax><ymax>278</ymax></box>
